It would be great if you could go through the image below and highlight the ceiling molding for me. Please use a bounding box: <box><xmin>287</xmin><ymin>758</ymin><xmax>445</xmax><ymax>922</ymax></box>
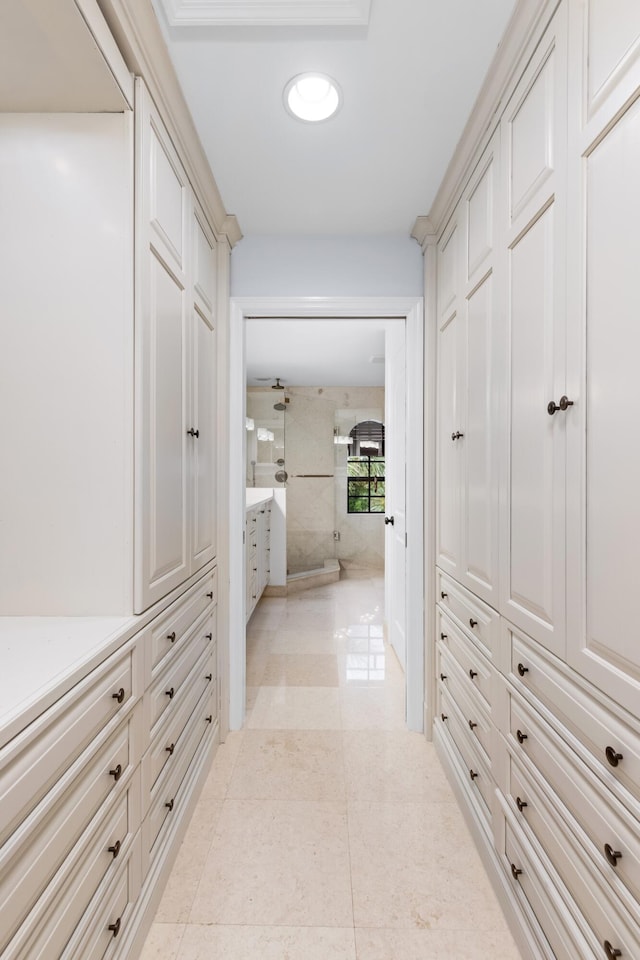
<box><xmin>159</xmin><ymin>0</ymin><xmax>371</xmax><ymax>27</ymax></box>
<box><xmin>410</xmin><ymin>216</ymin><xmax>437</xmax><ymax>252</ymax></box>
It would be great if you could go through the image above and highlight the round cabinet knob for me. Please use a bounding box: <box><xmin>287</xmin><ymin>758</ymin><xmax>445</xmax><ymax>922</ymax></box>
<box><xmin>469</xmin><ymin>618</ymin><xmax>478</xmax><ymax>629</ymax></box>
<box><xmin>469</xmin><ymin>769</ymin><xmax>478</xmax><ymax>780</ymax></box>
<box><xmin>517</xmin><ymin>662</ymin><xmax>529</xmax><ymax>677</ymax></box>
<box><xmin>165</xmin><ymin>743</ymin><xmax>175</xmax><ymax>755</ymax></box>
<box><xmin>441</xmin><ymin>713</ymin><xmax>448</xmax><ymax>722</ymax></box>
<box><xmin>206</xmin><ymin>591</ymin><xmax>214</xmax><ymax>599</ymax></box>
<box><xmin>440</xmin><ymin>632</ymin><xmax>448</xmax><ymax>640</ymax></box>
<box><xmin>451</xmin><ymin>431</ymin><xmax>464</xmax><ymax>441</ymax></box>
<box><xmin>516</xmin><ymin>797</ymin><xmax>528</xmax><ymax>813</ymax></box>
<box><xmin>605</xmin><ymin>746</ymin><xmax>623</xmax><ymax>767</ymax></box>
<box><xmin>384</xmin><ymin>516</ymin><xmax>394</xmax><ymax>525</ymax></box>
<box><xmin>167</xmin><ymin>631</ymin><xmax>176</xmax><ymax>642</ymax></box>
<box><xmin>440</xmin><ymin>591</ymin><xmax>448</xmax><ymax>600</ymax></box>
<box><xmin>205</xmin><ymin>673</ymin><xmax>213</xmax><ymax>682</ymax></box>
<box><xmin>205</xmin><ymin>715</ymin><xmax>213</xmax><ymax>723</ymax></box>
<box><xmin>187</xmin><ymin>427</ymin><xmax>200</xmax><ymax>437</ymax></box>
<box><xmin>111</xmin><ymin>688</ymin><xmax>125</xmax><ymax>704</ymax></box>
<box><xmin>108</xmin><ymin>918</ymin><xmax>122</xmax><ymax>938</ymax></box>
<box><xmin>165</xmin><ymin>687</ymin><xmax>175</xmax><ymax>699</ymax></box>
<box><xmin>469</xmin><ymin>668</ymin><xmax>478</xmax><ymax>679</ymax></box>
<box><xmin>109</xmin><ymin>764</ymin><xmax>122</xmax><ymax>782</ymax></box>
<box><xmin>440</xmin><ymin>673</ymin><xmax>447</xmax><ymax>681</ymax></box>
<box><xmin>510</xmin><ymin>863</ymin><xmax>522</xmax><ymax>881</ymax></box>
<box><xmin>547</xmin><ymin>396</ymin><xmax>574</xmax><ymax>415</ymax></box>
<box><xmin>165</xmin><ymin>799</ymin><xmax>175</xmax><ymax>811</ymax></box>
<box><xmin>516</xmin><ymin>729</ymin><xmax>528</xmax><ymax>745</ymax></box>
<box><xmin>604</xmin><ymin>844</ymin><xmax>622</xmax><ymax>867</ymax></box>
<box><xmin>468</xmin><ymin>720</ymin><xmax>477</xmax><ymax>730</ymax></box>
<box><xmin>604</xmin><ymin>942</ymin><xmax>622</xmax><ymax>959</ymax></box>
<box><xmin>108</xmin><ymin>839</ymin><xmax>122</xmax><ymax>859</ymax></box>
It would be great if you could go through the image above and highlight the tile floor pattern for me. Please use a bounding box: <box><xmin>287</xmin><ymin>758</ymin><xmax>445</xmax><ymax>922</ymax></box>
<box><xmin>141</xmin><ymin>575</ymin><xmax>522</xmax><ymax>960</ymax></box>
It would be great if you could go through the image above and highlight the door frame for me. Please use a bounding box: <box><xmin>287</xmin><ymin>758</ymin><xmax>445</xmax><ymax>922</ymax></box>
<box><xmin>228</xmin><ymin>296</ymin><xmax>424</xmax><ymax>731</ymax></box>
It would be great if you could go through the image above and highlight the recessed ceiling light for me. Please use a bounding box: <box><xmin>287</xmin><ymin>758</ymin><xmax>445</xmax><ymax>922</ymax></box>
<box><xmin>283</xmin><ymin>73</ymin><xmax>342</xmax><ymax>123</ymax></box>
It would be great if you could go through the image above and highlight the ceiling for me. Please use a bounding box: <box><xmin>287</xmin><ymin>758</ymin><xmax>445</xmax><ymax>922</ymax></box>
<box><xmin>152</xmin><ymin>0</ymin><xmax>518</xmax><ymax>236</ymax></box>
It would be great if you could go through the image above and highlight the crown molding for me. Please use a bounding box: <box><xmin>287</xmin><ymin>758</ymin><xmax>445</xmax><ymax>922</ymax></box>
<box><xmin>97</xmin><ymin>0</ymin><xmax>243</xmax><ymax>246</ymax></box>
<box><xmin>423</xmin><ymin>0</ymin><xmax>559</xmax><ymax>239</ymax></box>
<box><xmin>410</xmin><ymin>216</ymin><xmax>437</xmax><ymax>252</ymax></box>
<box><xmin>158</xmin><ymin>0</ymin><xmax>371</xmax><ymax>27</ymax></box>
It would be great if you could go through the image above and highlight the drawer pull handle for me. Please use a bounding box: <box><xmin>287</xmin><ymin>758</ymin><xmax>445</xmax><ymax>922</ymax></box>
<box><xmin>451</xmin><ymin>431</ymin><xmax>464</xmax><ymax>440</ymax></box>
<box><xmin>605</xmin><ymin>746</ymin><xmax>623</xmax><ymax>767</ymax></box>
<box><xmin>440</xmin><ymin>673</ymin><xmax>447</xmax><ymax>681</ymax></box>
<box><xmin>516</xmin><ymin>797</ymin><xmax>528</xmax><ymax>813</ymax></box>
<box><xmin>108</xmin><ymin>839</ymin><xmax>122</xmax><ymax>859</ymax></box>
<box><xmin>604</xmin><ymin>943</ymin><xmax>622</xmax><ymax>960</ymax></box>
<box><xmin>109</xmin><ymin>764</ymin><xmax>122</xmax><ymax>782</ymax></box>
<box><xmin>112</xmin><ymin>688</ymin><xmax>125</xmax><ymax>704</ymax></box>
<box><xmin>517</xmin><ymin>662</ymin><xmax>529</xmax><ymax>677</ymax></box>
<box><xmin>440</xmin><ymin>591</ymin><xmax>448</xmax><ymax>600</ymax></box>
<box><xmin>547</xmin><ymin>395</ymin><xmax>573</xmax><ymax>416</ymax></box>
<box><xmin>166</xmin><ymin>743</ymin><xmax>175</xmax><ymax>755</ymax></box>
<box><xmin>440</xmin><ymin>632</ymin><xmax>447</xmax><ymax>640</ymax></box>
<box><xmin>165</xmin><ymin>799</ymin><xmax>174</xmax><ymax>811</ymax></box>
<box><xmin>469</xmin><ymin>769</ymin><xmax>478</xmax><ymax>780</ymax></box>
<box><xmin>516</xmin><ymin>729</ymin><xmax>528</xmax><ymax>745</ymax></box>
<box><xmin>469</xmin><ymin>618</ymin><xmax>478</xmax><ymax>629</ymax></box>
<box><xmin>468</xmin><ymin>720</ymin><xmax>477</xmax><ymax>730</ymax></box>
<box><xmin>206</xmin><ymin>591</ymin><xmax>214</xmax><ymax>598</ymax></box>
<box><xmin>604</xmin><ymin>844</ymin><xmax>622</xmax><ymax>867</ymax></box>
<box><xmin>469</xmin><ymin>668</ymin><xmax>478</xmax><ymax>679</ymax></box>
<box><xmin>205</xmin><ymin>673</ymin><xmax>213</xmax><ymax>681</ymax></box>
<box><xmin>206</xmin><ymin>632</ymin><xmax>213</xmax><ymax>640</ymax></box>
<box><xmin>166</xmin><ymin>687</ymin><xmax>175</xmax><ymax>699</ymax></box>
<box><xmin>167</xmin><ymin>631</ymin><xmax>176</xmax><ymax>642</ymax></box>
<box><xmin>187</xmin><ymin>427</ymin><xmax>200</xmax><ymax>437</ymax></box>
<box><xmin>108</xmin><ymin>917</ymin><xmax>122</xmax><ymax>938</ymax></box>
<box><xmin>205</xmin><ymin>714</ymin><xmax>213</xmax><ymax>723</ymax></box>
<box><xmin>510</xmin><ymin>863</ymin><xmax>522</xmax><ymax>881</ymax></box>
<box><xmin>441</xmin><ymin>713</ymin><xmax>448</xmax><ymax>722</ymax></box>
<box><xmin>253</xmin><ymin>567</ymin><xmax>257</xmax><ymax>572</ymax></box>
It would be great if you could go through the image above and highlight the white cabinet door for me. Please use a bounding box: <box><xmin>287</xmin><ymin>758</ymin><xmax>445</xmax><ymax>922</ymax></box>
<box><xmin>499</xmin><ymin>6</ymin><xmax>568</xmax><ymax>657</ymax></box>
<box><xmin>566</xmin><ymin>6</ymin><xmax>640</xmax><ymax>716</ymax></box>
<box><xmin>135</xmin><ymin>81</ymin><xmax>190</xmax><ymax>612</ymax></box>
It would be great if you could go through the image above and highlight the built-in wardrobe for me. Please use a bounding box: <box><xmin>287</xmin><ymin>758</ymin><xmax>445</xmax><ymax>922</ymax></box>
<box><xmin>415</xmin><ymin>1</ymin><xmax>640</xmax><ymax>957</ymax></box>
<box><xmin>0</xmin><ymin>1</ymin><xmax>239</xmax><ymax>957</ymax></box>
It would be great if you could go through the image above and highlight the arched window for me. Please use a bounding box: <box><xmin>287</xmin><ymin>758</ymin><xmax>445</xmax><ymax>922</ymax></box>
<box><xmin>347</xmin><ymin>420</ymin><xmax>385</xmax><ymax>513</ymax></box>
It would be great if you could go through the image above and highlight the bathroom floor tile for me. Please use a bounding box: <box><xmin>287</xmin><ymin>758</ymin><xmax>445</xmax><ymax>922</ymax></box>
<box><xmin>228</xmin><ymin>729</ymin><xmax>345</xmax><ymax>801</ymax></box>
<box><xmin>247</xmin><ymin>685</ymin><xmax>342</xmax><ymax>729</ymax></box>
<box><xmin>354</xmin><ymin>928</ymin><xmax>521</xmax><ymax>960</ymax></box>
<box><xmin>139</xmin><ymin>923</ymin><xmax>186</xmax><ymax>960</ymax></box>
<box><xmin>261</xmin><ymin>653</ymin><xmax>339</xmax><ymax>686</ymax></box>
<box><xmin>177</xmin><ymin>925</ymin><xmax>357</xmax><ymax>960</ymax></box>
<box><xmin>199</xmin><ymin>733</ymin><xmax>244</xmax><ymax>800</ymax></box>
<box><xmin>343</xmin><ymin>732</ymin><xmax>453</xmax><ymax>802</ymax></box>
<box><xmin>339</xmin><ymin>686</ymin><xmax>406</xmax><ymax>730</ymax></box>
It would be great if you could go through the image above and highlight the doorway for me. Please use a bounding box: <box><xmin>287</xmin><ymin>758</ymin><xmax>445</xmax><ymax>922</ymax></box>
<box><xmin>229</xmin><ymin>297</ymin><xmax>424</xmax><ymax>732</ymax></box>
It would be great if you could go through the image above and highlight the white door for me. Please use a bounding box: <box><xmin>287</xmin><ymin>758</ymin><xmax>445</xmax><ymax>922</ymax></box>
<box><xmin>385</xmin><ymin>323</ymin><xmax>407</xmax><ymax>670</ymax></box>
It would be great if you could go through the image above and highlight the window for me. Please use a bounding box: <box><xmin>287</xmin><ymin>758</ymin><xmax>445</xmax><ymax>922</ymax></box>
<box><xmin>347</xmin><ymin>420</ymin><xmax>385</xmax><ymax>514</ymax></box>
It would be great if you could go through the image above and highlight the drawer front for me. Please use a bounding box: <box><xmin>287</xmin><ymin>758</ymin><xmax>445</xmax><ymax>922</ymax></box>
<box><xmin>437</xmin><ymin>607</ymin><xmax>493</xmax><ymax>711</ymax></box>
<box><xmin>502</xmin><ymin>818</ymin><xmax>596</xmax><ymax>960</ymax></box>
<box><xmin>436</xmin><ymin>644</ymin><xmax>492</xmax><ymax>763</ymax></box>
<box><xmin>437</xmin><ymin>684</ymin><xmax>493</xmax><ymax>825</ymax></box>
<box><xmin>0</xmin><ymin>714</ymin><xmax>135</xmax><ymax>953</ymax></box>
<box><xmin>507</xmin><ymin>755</ymin><xmax>640</xmax><ymax>953</ymax></box>
<box><xmin>510</xmin><ymin>626</ymin><xmax>640</xmax><ymax>805</ymax></box>
<box><xmin>0</xmin><ymin>642</ymin><xmax>136</xmax><ymax>846</ymax></box>
<box><xmin>436</xmin><ymin>568</ymin><xmax>499</xmax><ymax>660</ymax></box>
<box><xmin>506</xmin><ymin>689</ymin><xmax>640</xmax><ymax>910</ymax></box>
<box><xmin>150</xmin><ymin>569</ymin><xmax>216</xmax><ymax>673</ymax></box>
<box><xmin>5</xmin><ymin>773</ymin><xmax>140</xmax><ymax>960</ymax></box>
<box><xmin>149</xmin><ymin>617</ymin><xmax>213</xmax><ymax>731</ymax></box>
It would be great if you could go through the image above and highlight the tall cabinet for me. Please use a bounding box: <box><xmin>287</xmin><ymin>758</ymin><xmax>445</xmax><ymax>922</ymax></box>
<box><xmin>422</xmin><ymin>2</ymin><xmax>640</xmax><ymax>958</ymax></box>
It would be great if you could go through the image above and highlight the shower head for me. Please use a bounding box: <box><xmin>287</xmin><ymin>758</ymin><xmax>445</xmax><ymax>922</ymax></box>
<box><xmin>273</xmin><ymin>402</ymin><xmax>286</xmax><ymax>411</ymax></box>
<box><xmin>271</xmin><ymin>377</ymin><xmax>285</xmax><ymax>390</ymax></box>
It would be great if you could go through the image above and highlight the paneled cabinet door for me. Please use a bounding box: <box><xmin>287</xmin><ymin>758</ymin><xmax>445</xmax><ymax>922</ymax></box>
<box><xmin>135</xmin><ymin>80</ymin><xmax>190</xmax><ymax>613</ymax></box>
<box><xmin>498</xmin><ymin>5</ymin><xmax>568</xmax><ymax>658</ymax></box>
<box><xmin>565</xmin><ymin>5</ymin><xmax>640</xmax><ymax>716</ymax></box>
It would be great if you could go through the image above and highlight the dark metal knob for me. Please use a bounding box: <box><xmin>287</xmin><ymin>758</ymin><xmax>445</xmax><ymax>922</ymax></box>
<box><xmin>469</xmin><ymin>668</ymin><xmax>478</xmax><ymax>679</ymax></box>
<box><xmin>109</xmin><ymin>764</ymin><xmax>122</xmax><ymax>781</ymax></box>
<box><xmin>451</xmin><ymin>431</ymin><xmax>464</xmax><ymax>440</ymax></box>
<box><xmin>604</xmin><ymin>844</ymin><xmax>622</xmax><ymax>867</ymax></box>
<box><xmin>468</xmin><ymin>720</ymin><xmax>477</xmax><ymax>730</ymax></box>
<box><xmin>441</xmin><ymin>713</ymin><xmax>448</xmax><ymax>722</ymax></box>
<box><xmin>440</xmin><ymin>591</ymin><xmax>448</xmax><ymax>600</ymax></box>
<box><xmin>469</xmin><ymin>618</ymin><xmax>478</xmax><ymax>628</ymax></box>
<box><xmin>547</xmin><ymin>395</ymin><xmax>574</xmax><ymax>415</ymax></box>
<box><xmin>469</xmin><ymin>769</ymin><xmax>478</xmax><ymax>780</ymax></box>
<box><xmin>511</xmin><ymin>863</ymin><xmax>522</xmax><ymax>880</ymax></box>
<box><xmin>205</xmin><ymin>715</ymin><xmax>213</xmax><ymax>723</ymax></box>
<box><xmin>167</xmin><ymin>631</ymin><xmax>176</xmax><ymax>642</ymax></box>
<box><xmin>108</xmin><ymin>918</ymin><xmax>121</xmax><ymax>938</ymax></box>
<box><xmin>206</xmin><ymin>591</ymin><xmax>214</xmax><ymax>598</ymax></box>
<box><xmin>205</xmin><ymin>632</ymin><xmax>213</xmax><ymax>640</ymax></box>
<box><xmin>516</xmin><ymin>797</ymin><xmax>528</xmax><ymax>813</ymax></box>
<box><xmin>205</xmin><ymin>673</ymin><xmax>213</xmax><ymax>681</ymax></box>
<box><xmin>165</xmin><ymin>799</ymin><xmax>174</xmax><ymax>811</ymax></box>
<box><xmin>108</xmin><ymin>839</ymin><xmax>121</xmax><ymax>858</ymax></box>
<box><xmin>604</xmin><ymin>943</ymin><xmax>622</xmax><ymax>959</ymax></box>
<box><xmin>605</xmin><ymin>746</ymin><xmax>623</xmax><ymax>767</ymax></box>
<box><xmin>165</xmin><ymin>687</ymin><xmax>175</xmax><ymax>699</ymax></box>
<box><xmin>516</xmin><ymin>729</ymin><xmax>528</xmax><ymax>744</ymax></box>
<box><xmin>440</xmin><ymin>632</ymin><xmax>447</xmax><ymax>640</ymax></box>
<box><xmin>440</xmin><ymin>673</ymin><xmax>447</xmax><ymax>681</ymax></box>
<box><xmin>112</xmin><ymin>688</ymin><xmax>125</xmax><ymax>703</ymax></box>
<box><xmin>165</xmin><ymin>743</ymin><xmax>175</xmax><ymax>755</ymax></box>
<box><xmin>187</xmin><ymin>428</ymin><xmax>200</xmax><ymax>437</ymax></box>
<box><xmin>384</xmin><ymin>516</ymin><xmax>394</xmax><ymax>525</ymax></box>
<box><xmin>517</xmin><ymin>662</ymin><xmax>529</xmax><ymax>677</ymax></box>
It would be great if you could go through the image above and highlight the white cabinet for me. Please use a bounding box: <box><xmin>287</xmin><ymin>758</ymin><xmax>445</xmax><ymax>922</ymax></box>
<box><xmin>135</xmin><ymin>82</ymin><xmax>218</xmax><ymax>614</ymax></box>
<box><xmin>245</xmin><ymin>496</ymin><xmax>272</xmax><ymax>621</ymax></box>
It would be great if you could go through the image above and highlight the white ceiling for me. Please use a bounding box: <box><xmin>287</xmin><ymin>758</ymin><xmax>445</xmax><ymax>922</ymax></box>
<box><xmin>152</xmin><ymin>0</ymin><xmax>518</xmax><ymax>235</ymax></box>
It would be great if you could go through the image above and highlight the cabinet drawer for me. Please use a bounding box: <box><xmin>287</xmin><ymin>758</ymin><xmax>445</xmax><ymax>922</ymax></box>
<box><xmin>0</xmin><ymin>712</ymin><xmax>136</xmax><ymax>954</ymax></box>
<box><xmin>509</xmin><ymin>625</ymin><xmax>640</xmax><ymax>806</ymax></box>
<box><xmin>437</xmin><ymin>685</ymin><xmax>493</xmax><ymax>827</ymax></box>
<box><xmin>0</xmin><ymin>642</ymin><xmax>136</xmax><ymax>846</ymax></box>
<box><xmin>506</xmin><ymin>688</ymin><xmax>640</xmax><ymax>911</ymax></box>
<box><xmin>501</xmin><ymin>817</ymin><xmax>596</xmax><ymax>960</ymax></box>
<box><xmin>5</xmin><ymin>772</ymin><xmax>140</xmax><ymax>960</ymax></box>
<box><xmin>437</xmin><ymin>607</ymin><xmax>493</xmax><ymax>711</ymax></box>
<box><xmin>149</xmin><ymin>618</ymin><xmax>213</xmax><ymax>731</ymax></box>
<box><xmin>507</xmin><ymin>754</ymin><xmax>640</xmax><ymax>954</ymax></box>
<box><xmin>436</xmin><ymin>644</ymin><xmax>492</xmax><ymax>763</ymax></box>
<box><xmin>436</xmin><ymin>569</ymin><xmax>499</xmax><ymax>660</ymax></box>
<box><xmin>150</xmin><ymin>569</ymin><xmax>216</xmax><ymax>674</ymax></box>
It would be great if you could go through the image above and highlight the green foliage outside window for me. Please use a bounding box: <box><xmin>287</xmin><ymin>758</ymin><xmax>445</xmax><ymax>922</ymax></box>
<box><xmin>348</xmin><ymin>457</ymin><xmax>385</xmax><ymax>513</ymax></box>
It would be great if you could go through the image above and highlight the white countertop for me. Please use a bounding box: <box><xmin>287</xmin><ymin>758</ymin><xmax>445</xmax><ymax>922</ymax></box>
<box><xmin>246</xmin><ymin>488</ymin><xmax>274</xmax><ymax>509</ymax></box>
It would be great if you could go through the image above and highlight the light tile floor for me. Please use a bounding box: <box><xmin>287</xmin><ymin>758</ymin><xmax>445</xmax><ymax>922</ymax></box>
<box><xmin>141</xmin><ymin>575</ymin><xmax>522</xmax><ymax>960</ymax></box>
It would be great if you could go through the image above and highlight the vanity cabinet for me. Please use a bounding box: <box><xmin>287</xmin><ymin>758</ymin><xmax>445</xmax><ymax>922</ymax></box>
<box><xmin>246</xmin><ymin>496</ymin><xmax>272</xmax><ymax>621</ymax></box>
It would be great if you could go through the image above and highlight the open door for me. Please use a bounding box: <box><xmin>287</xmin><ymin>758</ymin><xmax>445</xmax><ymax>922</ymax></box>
<box><xmin>384</xmin><ymin>322</ymin><xmax>407</xmax><ymax>670</ymax></box>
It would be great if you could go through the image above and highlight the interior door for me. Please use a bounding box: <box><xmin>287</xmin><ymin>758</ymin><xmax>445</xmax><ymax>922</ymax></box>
<box><xmin>384</xmin><ymin>323</ymin><xmax>407</xmax><ymax>670</ymax></box>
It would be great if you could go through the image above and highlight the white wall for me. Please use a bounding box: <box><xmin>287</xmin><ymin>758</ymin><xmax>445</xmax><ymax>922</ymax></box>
<box><xmin>231</xmin><ymin>235</ymin><xmax>423</xmax><ymax>297</ymax></box>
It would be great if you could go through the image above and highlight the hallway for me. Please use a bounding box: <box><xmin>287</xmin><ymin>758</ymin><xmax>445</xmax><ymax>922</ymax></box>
<box><xmin>141</xmin><ymin>576</ymin><xmax>521</xmax><ymax>959</ymax></box>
